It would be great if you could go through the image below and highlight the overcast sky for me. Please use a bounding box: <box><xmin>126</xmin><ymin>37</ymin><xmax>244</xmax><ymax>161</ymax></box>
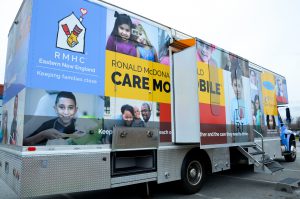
<box><xmin>1</xmin><ymin>0</ymin><xmax>300</xmax><ymax>105</ymax></box>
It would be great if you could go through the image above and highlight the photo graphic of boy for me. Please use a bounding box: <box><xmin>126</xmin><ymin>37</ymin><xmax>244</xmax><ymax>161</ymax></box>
<box><xmin>24</xmin><ymin>91</ymin><xmax>84</xmax><ymax>146</ymax></box>
<box><xmin>230</xmin><ymin>65</ymin><xmax>248</xmax><ymax>133</ymax></box>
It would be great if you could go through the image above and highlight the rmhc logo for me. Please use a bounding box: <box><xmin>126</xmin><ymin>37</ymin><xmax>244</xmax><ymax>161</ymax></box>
<box><xmin>56</xmin><ymin>8</ymin><xmax>88</xmax><ymax>53</ymax></box>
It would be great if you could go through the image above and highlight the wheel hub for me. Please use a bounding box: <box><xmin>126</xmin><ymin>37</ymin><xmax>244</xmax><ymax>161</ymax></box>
<box><xmin>291</xmin><ymin>145</ymin><xmax>296</xmax><ymax>158</ymax></box>
<box><xmin>189</xmin><ymin>168</ymin><xmax>197</xmax><ymax>178</ymax></box>
<box><xmin>187</xmin><ymin>160</ymin><xmax>203</xmax><ymax>186</ymax></box>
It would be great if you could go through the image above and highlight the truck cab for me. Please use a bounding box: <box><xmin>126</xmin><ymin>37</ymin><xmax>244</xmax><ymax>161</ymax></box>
<box><xmin>278</xmin><ymin>105</ymin><xmax>297</xmax><ymax>161</ymax></box>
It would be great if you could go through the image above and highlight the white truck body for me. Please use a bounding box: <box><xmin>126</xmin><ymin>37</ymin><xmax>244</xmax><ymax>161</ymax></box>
<box><xmin>0</xmin><ymin>0</ymin><xmax>294</xmax><ymax>197</ymax></box>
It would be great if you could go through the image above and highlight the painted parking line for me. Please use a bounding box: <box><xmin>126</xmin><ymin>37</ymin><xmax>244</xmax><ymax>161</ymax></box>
<box><xmin>283</xmin><ymin>168</ymin><xmax>300</xmax><ymax>172</ymax></box>
<box><xmin>62</xmin><ymin>194</ymin><xmax>75</xmax><ymax>199</ymax></box>
<box><xmin>195</xmin><ymin>193</ymin><xmax>222</xmax><ymax>199</ymax></box>
<box><xmin>216</xmin><ymin>174</ymin><xmax>277</xmax><ymax>185</ymax></box>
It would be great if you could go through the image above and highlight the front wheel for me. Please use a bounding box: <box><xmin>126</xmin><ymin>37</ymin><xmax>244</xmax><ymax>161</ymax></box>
<box><xmin>284</xmin><ymin>141</ymin><xmax>297</xmax><ymax>162</ymax></box>
<box><xmin>180</xmin><ymin>156</ymin><xmax>207</xmax><ymax>194</ymax></box>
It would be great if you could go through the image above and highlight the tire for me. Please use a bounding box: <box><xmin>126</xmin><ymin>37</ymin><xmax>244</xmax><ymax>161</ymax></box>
<box><xmin>284</xmin><ymin>141</ymin><xmax>297</xmax><ymax>162</ymax></box>
<box><xmin>180</xmin><ymin>156</ymin><xmax>207</xmax><ymax>194</ymax></box>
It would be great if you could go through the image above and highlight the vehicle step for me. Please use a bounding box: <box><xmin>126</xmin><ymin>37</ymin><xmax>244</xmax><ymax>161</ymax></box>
<box><xmin>240</xmin><ymin>144</ymin><xmax>257</xmax><ymax>148</ymax></box>
<box><xmin>267</xmin><ymin>166</ymin><xmax>283</xmax><ymax>173</ymax></box>
<box><xmin>278</xmin><ymin>178</ymin><xmax>300</xmax><ymax>187</ymax></box>
<box><xmin>260</xmin><ymin>158</ymin><xmax>273</xmax><ymax>164</ymax></box>
<box><xmin>249</xmin><ymin>151</ymin><xmax>265</xmax><ymax>155</ymax></box>
<box><xmin>276</xmin><ymin>178</ymin><xmax>300</xmax><ymax>193</ymax></box>
<box><xmin>264</xmin><ymin>161</ymin><xmax>284</xmax><ymax>173</ymax></box>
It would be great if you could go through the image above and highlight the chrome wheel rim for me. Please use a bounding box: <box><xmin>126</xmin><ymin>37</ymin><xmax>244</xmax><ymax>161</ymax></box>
<box><xmin>187</xmin><ymin>160</ymin><xmax>202</xmax><ymax>186</ymax></box>
<box><xmin>290</xmin><ymin>145</ymin><xmax>296</xmax><ymax>159</ymax></box>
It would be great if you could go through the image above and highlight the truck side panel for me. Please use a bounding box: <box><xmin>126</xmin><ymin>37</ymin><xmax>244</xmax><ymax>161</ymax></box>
<box><xmin>195</xmin><ymin>40</ymin><xmax>253</xmax><ymax>147</ymax></box>
<box><xmin>20</xmin><ymin>0</ymin><xmax>173</xmax><ymax>147</ymax></box>
<box><xmin>261</xmin><ymin>71</ymin><xmax>280</xmax><ymax>137</ymax></box>
<box><xmin>3</xmin><ymin>0</ymin><xmax>32</xmax><ymax>104</ymax></box>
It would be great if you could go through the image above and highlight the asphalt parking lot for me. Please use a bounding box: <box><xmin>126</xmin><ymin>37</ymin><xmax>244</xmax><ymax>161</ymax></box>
<box><xmin>1</xmin><ymin>145</ymin><xmax>300</xmax><ymax>199</ymax></box>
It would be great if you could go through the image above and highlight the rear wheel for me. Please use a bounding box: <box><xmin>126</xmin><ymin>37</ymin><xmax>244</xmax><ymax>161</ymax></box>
<box><xmin>180</xmin><ymin>156</ymin><xmax>207</xmax><ymax>194</ymax></box>
<box><xmin>284</xmin><ymin>140</ymin><xmax>296</xmax><ymax>162</ymax></box>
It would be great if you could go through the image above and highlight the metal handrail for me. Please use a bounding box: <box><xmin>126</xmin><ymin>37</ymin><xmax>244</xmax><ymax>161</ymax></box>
<box><xmin>252</xmin><ymin>129</ymin><xmax>265</xmax><ymax>164</ymax></box>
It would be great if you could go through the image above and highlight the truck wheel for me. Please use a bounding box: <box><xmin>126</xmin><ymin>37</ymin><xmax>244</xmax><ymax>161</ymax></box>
<box><xmin>180</xmin><ymin>156</ymin><xmax>207</xmax><ymax>194</ymax></box>
<box><xmin>284</xmin><ymin>141</ymin><xmax>296</xmax><ymax>162</ymax></box>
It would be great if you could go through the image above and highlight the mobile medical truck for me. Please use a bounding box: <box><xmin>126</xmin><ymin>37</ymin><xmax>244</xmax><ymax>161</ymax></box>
<box><xmin>0</xmin><ymin>0</ymin><xmax>296</xmax><ymax>197</ymax></box>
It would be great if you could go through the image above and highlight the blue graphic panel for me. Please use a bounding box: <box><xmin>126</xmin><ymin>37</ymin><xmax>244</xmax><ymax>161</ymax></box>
<box><xmin>28</xmin><ymin>0</ymin><xmax>106</xmax><ymax>96</ymax></box>
<box><xmin>3</xmin><ymin>0</ymin><xmax>32</xmax><ymax>103</ymax></box>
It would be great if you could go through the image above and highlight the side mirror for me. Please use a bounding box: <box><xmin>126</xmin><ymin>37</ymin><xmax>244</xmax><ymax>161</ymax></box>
<box><xmin>278</xmin><ymin>115</ymin><xmax>284</xmax><ymax>127</ymax></box>
<box><xmin>286</xmin><ymin>108</ymin><xmax>291</xmax><ymax>124</ymax></box>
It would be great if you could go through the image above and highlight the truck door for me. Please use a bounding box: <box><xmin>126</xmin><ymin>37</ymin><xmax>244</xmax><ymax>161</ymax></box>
<box><xmin>172</xmin><ymin>45</ymin><xmax>200</xmax><ymax>143</ymax></box>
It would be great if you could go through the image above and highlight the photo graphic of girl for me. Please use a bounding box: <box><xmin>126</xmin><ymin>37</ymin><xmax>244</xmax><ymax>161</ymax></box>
<box><xmin>197</xmin><ymin>41</ymin><xmax>217</xmax><ymax>67</ymax></box>
<box><xmin>158</xmin><ymin>30</ymin><xmax>171</xmax><ymax>65</ymax></box>
<box><xmin>135</xmin><ymin>23</ymin><xmax>158</xmax><ymax>62</ymax></box>
<box><xmin>276</xmin><ymin>78</ymin><xmax>287</xmax><ymax>103</ymax></box>
<box><xmin>106</xmin><ymin>11</ymin><xmax>137</xmax><ymax>56</ymax></box>
<box><xmin>266</xmin><ymin>115</ymin><xmax>276</xmax><ymax>130</ymax></box>
<box><xmin>253</xmin><ymin>95</ymin><xmax>262</xmax><ymax>131</ymax></box>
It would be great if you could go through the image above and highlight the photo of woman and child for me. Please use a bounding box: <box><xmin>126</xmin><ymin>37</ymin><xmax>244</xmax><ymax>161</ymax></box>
<box><xmin>106</xmin><ymin>11</ymin><xmax>160</xmax><ymax>63</ymax></box>
<box><xmin>117</xmin><ymin>102</ymin><xmax>152</xmax><ymax>128</ymax></box>
<box><xmin>23</xmin><ymin>91</ymin><xmax>86</xmax><ymax>146</ymax></box>
<box><xmin>101</xmin><ymin>101</ymin><xmax>154</xmax><ymax>144</ymax></box>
